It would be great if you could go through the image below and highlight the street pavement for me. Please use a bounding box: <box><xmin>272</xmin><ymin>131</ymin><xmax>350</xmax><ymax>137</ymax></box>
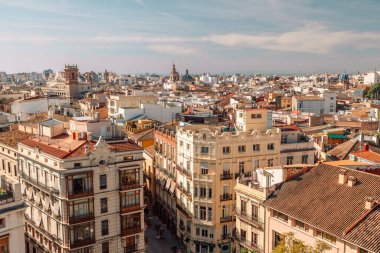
<box><xmin>145</xmin><ymin>214</ymin><xmax>186</xmax><ymax>253</ymax></box>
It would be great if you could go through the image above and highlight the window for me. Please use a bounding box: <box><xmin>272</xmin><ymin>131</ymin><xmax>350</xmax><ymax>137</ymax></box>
<box><xmin>74</xmin><ymin>162</ymin><xmax>82</xmax><ymax>168</ymax></box>
<box><xmin>295</xmin><ymin>220</ymin><xmax>308</xmax><ymax>231</ymax></box>
<box><xmin>273</xmin><ymin>231</ymin><xmax>282</xmax><ymax>248</ymax></box>
<box><xmin>101</xmin><ymin>198</ymin><xmax>108</xmax><ymax>213</ymax></box>
<box><xmin>208</xmin><ymin>207</ymin><xmax>212</xmax><ymax>221</ymax></box>
<box><xmin>70</xmin><ymin>222</ymin><xmax>95</xmax><ymax>246</ymax></box>
<box><xmin>196</xmin><ymin>227</ymin><xmax>200</xmax><ymax>236</ymax></box>
<box><xmin>208</xmin><ymin>188</ymin><xmax>212</xmax><ymax>198</ymax></box>
<box><xmin>253</xmin><ymin>144</ymin><xmax>260</xmax><ymax>151</ymax></box>
<box><xmin>267</xmin><ymin>143</ymin><xmax>275</xmax><ymax>150</ymax></box>
<box><xmin>238</xmin><ymin>145</ymin><xmax>246</xmax><ymax>152</ymax></box>
<box><xmin>253</xmin><ymin>159</ymin><xmax>259</xmax><ymax>169</ymax></box>
<box><xmin>316</xmin><ymin>230</ymin><xmax>336</xmax><ymax>244</ymax></box>
<box><xmin>14</xmin><ymin>165</ymin><xmax>17</xmax><ymax>177</ymax></box>
<box><xmin>239</xmin><ymin>162</ymin><xmax>245</xmax><ymax>174</ymax></box>
<box><xmin>273</xmin><ymin>210</ymin><xmax>288</xmax><ymax>222</ymax></box>
<box><xmin>67</xmin><ymin>173</ymin><xmax>93</xmax><ymax>197</ymax></box>
<box><xmin>200</xmin><ymin>187</ymin><xmax>206</xmax><ymax>197</ymax></box>
<box><xmin>241</xmin><ymin>200</ymin><xmax>247</xmax><ymax>215</ymax></box>
<box><xmin>121</xmin><ymin>190</ymin><xmax>140</xmax><ymax>210</ymax></box>
<box><xmin>120</xmin><ymin>169</ymin><xmax>139</xmax><ymax>189</ymax></box>
<box><xmin>251</xmin><ymin>114</ymin><xmax>262</xmax><ymax>119</ymax></box>
<box><xmin>121</xmin><ymin>213</ymin><xmax>141</xmax><ymax>234</ymax></box>
<box><xmin>252</xmin><ymin>232</ymin><xmax>258</xmax><ymax>245</ymax></box>
<box><xmin>201</xmin><ymin>229</ymin><xmax>208</xmax><ymax>237</ymax></box>
<box><xmin>201</xmin><ymin>168</ymin><xmax>208</xmax><ymax>175</ymax></box>
<box><xmin>68</xmin><ymin>199</ymin><xmax>94</xmax><ymax>223</ymax></box>
<box><xmin>222</xmin><ymin>147</ymin><xmax>230</xmax><ymax>154</ymax></box>
<box><xmin>302</xmin><ymin>155</ymin><xmax>308</xmax><ymax>164</ymax></box>
<box><xmin>281</xmin><ymin>135</ymin><xmax>288</xmax><ymax>144</ymax></box>
<box><xmin>101</xmin><ymin>220</ymin><xmax>109</xmax><ymax>236</ymax></box>
<box><xmin>0</xmin><ymin>218</ymin><xmax>5</xmax><ymax>229</ymax></box>
<box><xmin>200</xmin><ymin>206</ymin><xmax>206</xmax><ymax>220</ymax></box>
<box><xmin>201</xmin><ymin>147</ymin><xmax>209</xmax><ymax>154</ymax></box>
<box><xmin>102</xmin><ymin>242</ymin><xmax>109</xmax><ymax>253</ymax></box>
<box><xmin>252</xmin><ymin>204</ymin><xmax>259</xmax><ymax>220</ymax></box>
<box><xmin>241</xmin><ymin>229</ymin><xmax>247</xmax><ymax>240</ymax></box>
<box><xmin>268</xmin><ymin>158</ymin><xmax>274</xmax><ymax>167</ymax></box>
<box><xmin>99</xmin><ymin>174</ymin><xmax>107</xmax><ymax>190</ymax></box>
<box><xmin>286</xmin><ymin>156</ymin><xmax>293</xmax><ymax>165</ymax></box>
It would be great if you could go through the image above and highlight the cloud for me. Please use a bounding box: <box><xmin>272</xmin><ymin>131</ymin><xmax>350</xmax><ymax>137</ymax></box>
<box><xmin>0</xmin><ymin>34</ymin><xmax>57</xmax><ymax>43</ymax></box>
<box><xmin>147</xmin><ymin>45</ymin><xmax>199</xmax><ymax>55</ymax></box>
<box><xmin>206</xmin><ymin>26</ymin><xmax>380</xmax><ymax>54</ymax></box>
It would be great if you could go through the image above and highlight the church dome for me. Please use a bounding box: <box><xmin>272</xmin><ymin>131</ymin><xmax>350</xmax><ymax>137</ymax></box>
<box><xmin>339</xmin><ymin>72</ymin><xmax>349</xmax><ymax>81</ymax></box>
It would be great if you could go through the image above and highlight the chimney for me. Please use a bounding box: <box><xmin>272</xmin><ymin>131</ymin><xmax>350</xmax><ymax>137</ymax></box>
<box><xmin>363</xmin><ymin>143</ymin><xmax>369</xmax><ymax>151</ymax></box>
<box><xmin>347</xmin><ymin>175</ymin><xmax>357</xmax><ymax>187</ymax></box>
<box><xmin>338</xmin><ymin>169</ymin><xmax>348</xmax><ymax>185</ymax></box>
<box><xmin>365</xmin><ymin>197</ymin><xmax>375</xmax><ymax>210</ymax></box>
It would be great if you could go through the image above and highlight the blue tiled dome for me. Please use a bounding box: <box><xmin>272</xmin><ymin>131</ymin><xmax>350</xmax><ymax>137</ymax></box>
<box><xmin>339</xmin><ymin>72</ymin><xmax>349</xmax><ymax>81</ymax></box>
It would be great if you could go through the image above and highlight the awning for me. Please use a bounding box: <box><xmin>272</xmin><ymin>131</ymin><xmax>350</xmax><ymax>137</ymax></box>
<box><xmin>169</xmin><ymin>182</ymin><xmax>176</xmax><ymax>194</ymax></box>
<box><xmin>165</xmin><ymin>178</ymin><xmax>171</xmax><ymax>190</ymax></box>
<box><xmin>53</xmin><ymin>202</ymin><xmax>60</xmax><ymax>216</ymax></box>
<box><xmin>44</xmin><ymin>196</ymin><xmax>50</xmax><ymax>211</ymax></box>
<box><xmin>327</xmin><ymin>134</ymin><xmax>347</xmax><ymax>139</ymax></box>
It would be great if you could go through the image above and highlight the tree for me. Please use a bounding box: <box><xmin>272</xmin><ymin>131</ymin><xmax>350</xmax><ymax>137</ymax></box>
<box><xmin>272</xmin><ymin>232</ymin><xmax>331</xmax><ymax>253</ymax></box>
<box><xmin>364</xmin><ymin>83</ymin><xmax>380</xmax><ymax>100</ymax></box>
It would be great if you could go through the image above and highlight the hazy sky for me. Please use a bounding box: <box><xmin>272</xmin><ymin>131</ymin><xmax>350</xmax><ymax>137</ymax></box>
<box><xmin>0</xmin><ymin>0</ymin><xmax>379</xmax><ymax>74</ymax></box>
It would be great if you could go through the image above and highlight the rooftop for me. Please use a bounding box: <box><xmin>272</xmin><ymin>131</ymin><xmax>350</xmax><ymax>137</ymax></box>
<box><xmin>0</xmin><ymin>130</ymin><xmax>33</xmax><ymax>148</ymax></box>
<box><xmin>265</xmin><ymin>163</ymin><xmax>380</xmax><ymax>241</ymax></box>
<box><xmin>351</xmin><ymin>150</ymin><xmax>380</xmax><ymax>164</ymax></box>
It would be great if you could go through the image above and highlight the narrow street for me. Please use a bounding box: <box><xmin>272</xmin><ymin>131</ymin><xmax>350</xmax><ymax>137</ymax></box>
<box><xmin>145</xmin><ymin>213</ymin><xmax>187</xmax><ymax>253</ymax></box>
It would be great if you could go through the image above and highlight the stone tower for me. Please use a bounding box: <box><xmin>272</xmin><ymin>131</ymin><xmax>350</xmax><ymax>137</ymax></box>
<box><xmin>64</xmin><ymin>64</ymin><xmax>79</xmax><ymax>99</ymax></box>
<box><xmin>169</xmin><ymin>63</ymin><xmax>180</xmax><ymax>82</ymax></box>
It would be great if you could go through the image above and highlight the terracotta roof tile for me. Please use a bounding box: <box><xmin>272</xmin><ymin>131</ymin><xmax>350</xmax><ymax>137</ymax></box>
<box><xmin>264</xmin><ymin>163</ymin><xmax>380</xmax><ymax>238</ymax></box>
<box><xmin>0</xmin><ymin>130</ymin><xmax>33</xmax><ymax>148</ymax></box>
<box><xmin>344</xmin><ymin>206</ymin><xmax>380</xmax><ymax>252</ymax></box>
<box><xmin>327</xmin><ymin>139</ymin><xmax>358</xmax><ymax>160</ymax></box>
<box><xmin>20</xmin><ymin>139</ymin><xmax>69</xmax><ymax>159</ymax></box>
<box><xmin>351</xmin><ymin>150</ymin><xmax>380</xmax><ymax>164</ymax></box>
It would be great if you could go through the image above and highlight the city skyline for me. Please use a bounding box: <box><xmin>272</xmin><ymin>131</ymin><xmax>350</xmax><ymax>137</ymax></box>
<box><xmin>0</xmin><ymin>0</ymin><xmax>379</xmax><ymax>74</ymax></box>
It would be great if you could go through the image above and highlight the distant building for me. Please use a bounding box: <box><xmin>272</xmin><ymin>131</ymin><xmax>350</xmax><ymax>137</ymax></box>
<box><xmin>292</xmin><ymin>93</ymin><xmax>336</xmax><ymax>115</ymax></box>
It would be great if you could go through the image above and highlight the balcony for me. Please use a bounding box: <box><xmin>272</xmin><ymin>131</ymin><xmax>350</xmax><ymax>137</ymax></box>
<box><xmin>220</xmin><ymin>216</ymin><xmax>235</xmax><ymax>223</ymax></box>
<box><xmin>221</xmin><ymin>233</ymin><xmax>231</xmax><ymax>240</ymax></box>
<box><xmin>178</xmin><ymin>185</ymin><xmax>192</xmax><ymax>200</ymax></box>
<box><xmin>70</xmin><ymin>237</ymin><xmax>95</xmax><ymax>249</ymax></box>
<box><xmin>68</xmin><ymin>212</ymin><xmax>94</xmax><ymax>225</ymax></box>
<box><xmin>0</xmin><ymin>182</ymin><xmax>14</xmax><ymax>204</ymax></box>
<box><xmin>67</xmin><ymin>189</ymin><xmax>93</xmax><ymax>200</ymax></box>
<box><xmin>233</xmin><ymin>232</ymin><xmax>263</xmax><ymax>252</ymax></box>
<box><xmin>121</xmin><ymin>204</ymin><xmax>143</xmax><ymax>214</ymax></box>
<box><xmin>235</xmin><ymin>208</ymin><xmax>263</xmax><ymax>228</ymax></box>
<box><xmin>124</xmin><ymin>244</ymin><xmax>138</xmax><ymax>253</ymax></box>
<box><xmin>120</xmin><ymin>183</ymin><xmax>142</xmax><ymax>191</ymax></box>
<box><xmin>21</xmin><ymin>172</ymin><xmax>59</xmax><ymax>196</ymax></box>
<box><xmin>177</xmin><ymin>166</ymin><xmax>192</xmax><ymax>179</ymax></box>
<box><xmin>220</xmin><ymin>173</ymin><xmax>233</xmax><ymax>180</ymax></box>
<box><xmin>176</xmin><ymin>203</ymin><xmax>192</xmax><ymax>219</ymax></box>
<box><xmin>220</xmin><ymin>193</ymin><xmax>233</xmax><ymax>201</ymax></box>
<box><xmin>121</xmin><ymin>226</ymin><xmax>143</xmax><ymax>237</ymax></box>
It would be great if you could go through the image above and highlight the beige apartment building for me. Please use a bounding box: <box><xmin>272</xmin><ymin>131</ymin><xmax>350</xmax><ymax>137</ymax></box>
<box><xmin>176</xmin><ymin>108</ymin><xmax>281</xmax><ymax>253</ymax></box>
<box><xmin>153</xmin><ymin>125</ymin><xmax>177</xmax><ymax>234</ymax></box>
<box><xmin>0</xmin><ymin>168</ymin><xmax>27</xmax><ymax>253</ymax></box>
<box><xmin>15</xmin><ymin>117</ymin><xmax>145</xmax><ymax>253</ymax></box>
